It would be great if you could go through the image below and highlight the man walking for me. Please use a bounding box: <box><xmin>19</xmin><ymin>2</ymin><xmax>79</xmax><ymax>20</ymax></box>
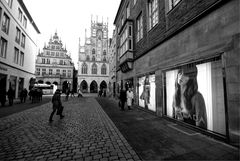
<box><xmin>119</xmin><ymin>88</ymin><xmax>126</xmax><ymax>111</ymax></box>
<box><xmin>49</xmin><ymin>89</ymin><xmax>64</xmax><ymax>122</ymax></box>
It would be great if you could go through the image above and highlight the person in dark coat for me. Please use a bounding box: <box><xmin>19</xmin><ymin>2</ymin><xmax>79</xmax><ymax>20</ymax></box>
<box><xmin>7</xmin><ymin>87</ymin><xmax>14</xmax><ymax>106</ymax></box>
<box><xmin>0</xmin><ymin>89</ymin><xmax>6</xmax><ymax>107</ymax></box>
<box><xmin>119</xmin><ymin>89</ymin><xmax>127</xmax><ymax>111</ymax></box>
<box><xmin>22</xmin><ymin>88</ymin><xmax>28</xmax><ymax>103</ymax></box>
<box><xmin>49</xmin><ymin>89</ymin><xmax>64</xmax><ymax>122</ymax></box>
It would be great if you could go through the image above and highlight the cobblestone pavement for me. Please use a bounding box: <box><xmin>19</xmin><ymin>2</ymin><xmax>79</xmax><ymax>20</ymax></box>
<box><xmin>0</xmin><ymin>97</ymin><xmax>141</xmax><ymax>161</ymax></box>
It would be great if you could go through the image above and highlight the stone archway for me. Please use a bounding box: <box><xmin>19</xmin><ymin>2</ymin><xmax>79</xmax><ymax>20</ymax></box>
<box><xmin>100</xmin><ymin>80</ymin><xmax>107</xmax><ymax>90</ymax></box>
<box><xmin>53</xmin><ymin>81</ymin><xmax>58</xmax><ymax>86</ymax></box>
<box><xmin>80</xmin><ymin>80</ymin><xmax>88</xmax><ymax>93</ymax></box>
<box><xmin>45</xmin><ymin>81</ymin><xmax>51</xmax><ymax>85</ymax></box>
<box><xmin>90</xmin><ymin>80</ymin><xmax>98</xmax><ymax>93</ymax></box>
<box><xmin>38</xmin><ymin>80</ymin><xmax>43</xmax><ymax>84</ymax></box>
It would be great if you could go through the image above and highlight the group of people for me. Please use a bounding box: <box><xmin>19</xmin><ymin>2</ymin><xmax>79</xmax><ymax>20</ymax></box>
<box><xmin>0</xmin><ymin>87</ymin><xmax>29</xmax><ymax>107</ymax></box>
<box><xmin>119</xmin><ymin>87</ymin><xmax>134</xmax><ymax>111</ymax></box>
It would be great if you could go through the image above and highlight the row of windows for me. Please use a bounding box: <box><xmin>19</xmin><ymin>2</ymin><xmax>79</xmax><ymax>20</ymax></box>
<box><xmin>36</xmin><ymin>68</ymin><xmax>72</xmax><ymax>77</ymax></box>
<box><xmin>15</xmin><ymin>27</ymin><xmax>26</xmax><ymax>48</ymax></box>
<box><xmin>45</xmin><ymin>51</ymin><xmax>65</xmax><ymax>57</ymax></box>
<box><xmin>41</xmin><ymin>58</ymin><xmax>71</xmax><ymax>65</ymax></box>
<box><xmin>119</xmin><ymin>24</ymin><xmax>132</xmax><ymax>57</ymax></box>
<box><xmin>14</xmin><ymin>47</ymin><xmax>24</xmax><ymax>66</ymax></box>
<box><xmin>81</xmin><ymin>63</ymin><xmax>107</xmax><ymax>75</ymax></box>
<box><xmin>18</xmin><ymin>8</ymin><xmax>27</xmax><ymax>28</ymax></box>
<box><xmin>91</xmin><ymin>48</ymin><xmax>107</xmax><ymax>55</ymax></box>
<box><xmin>84</xmin><ymin>55</ymin><xmax>107</xmax><ymax>62</ymax></box>
<box><xmin>0</xmin><ymin>37</ymin><xmax>25</xmax><ymax>67</ymax></box>
<box><xmin>120</xmin><ymin>0</ymin><xmax>181</xmax><ymax>43</ymax></box>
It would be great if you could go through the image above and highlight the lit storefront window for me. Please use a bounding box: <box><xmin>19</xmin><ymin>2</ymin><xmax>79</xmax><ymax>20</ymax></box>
<box><xmin>164</xmin><ymin>58</ymin><xmax>226</xmax><ymax>135</ymax></box>
<box><xmin>138</xmin><ymin>74</ymin><xmax>156</xmax><ymax>112</ymax></box>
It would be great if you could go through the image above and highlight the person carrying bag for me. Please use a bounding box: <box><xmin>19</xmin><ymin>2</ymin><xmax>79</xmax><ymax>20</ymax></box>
<box><xmin>49</xmin><ymin>89</ymin><xmax>64</xmax><ymax>122</ymax></box>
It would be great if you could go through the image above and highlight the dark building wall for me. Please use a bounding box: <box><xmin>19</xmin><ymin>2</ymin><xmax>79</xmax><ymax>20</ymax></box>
<box><xmin>133</xmin><ymin>0</ymin><xmax>239</xmax><ymax>146</ymax></box>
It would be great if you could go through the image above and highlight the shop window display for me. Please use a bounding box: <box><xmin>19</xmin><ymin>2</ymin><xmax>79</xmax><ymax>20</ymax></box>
<box><xmin>138</xmin><ymin>74</ymin><xmax>156</xmax><ymax>111</ymax></box>
<box><xmin>164</xmin><ymin>59</ymin><xmax>226</xmax><ymax>135</ymax></box>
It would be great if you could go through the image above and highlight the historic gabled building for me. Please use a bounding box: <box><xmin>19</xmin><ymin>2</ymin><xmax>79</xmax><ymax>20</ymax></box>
<box><xmin>35</xmin><ymin>32</ymin><xmax>74</xmax><ymax>92</ymax></box>
<box><xmin>0</xmin><ymin>0</ymin><xmax>40</xmax><ymax>99</ymax></box>
<box><xmin>78</xmin><ymin>17</ymin><xmax>109</xmax><ymax>93</ymax></box>
<box><xmin>114</xmin><ymin>0</ymin><xmax>239</xmax><ymax>146</ymax></box>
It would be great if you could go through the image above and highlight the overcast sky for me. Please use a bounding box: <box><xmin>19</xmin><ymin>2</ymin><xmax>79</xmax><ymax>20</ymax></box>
<box><xmin>23</xmin><ymin>0</ymin><xmax>121</xmax><ymax>67</ymax></box>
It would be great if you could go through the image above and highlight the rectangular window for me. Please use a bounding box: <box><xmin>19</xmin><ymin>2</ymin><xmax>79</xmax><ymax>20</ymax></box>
<box><xmin>36</xmin><ymin>68</ymin><xmax>40</xmax><ymax>75</ymax></box>
<box><xmin>18</xmin><ymin>8</ymin><xmax>22</xmax><ymax>22</ymax></box>
<box><xmin>67</xmin><ymin>70</ymin><xmax>71</xmax><ymax>78</ymax></box>
<box><xmin>49</xmin><ymin>69</ymin><xmax>52</xmax><ymax>75</ymax></box>
<box><xmin>2</xmin><ymin>13</ymin><xmax>10</xmax><ymax>34</ymax></box>
<box><xmin>51</xmin><ymin>52</ymin><xmax>55</xmax><ymax>56</ymax></box>
<box><xmin>14</xmin><ymin>47</ymin><xmax>19</xmax><ymax>64</ymax></box>
<box><xmin>138</xmin><ymin>74</ymin><xmax>156</xmax><ymax>111</ymax></box>
<box><xmin>46</xmin><ymin>51</ymin><xmax>50</xmax><ymax>55</ymax></box>
<box><xmin>126</xmin><ymin>3</ymin><xmax>130</xmax><ymax>18</ymax></box>
<box><xmin>137</xmin><ymin>13</ymin><xmax>143</xmax><ymax>42</ymax></box>
<box><xmin>164</xmin><ymin>58</ymin><xmax>226</xmax><ymax>135</ymax></box>
<box><xmin>21</xmin><ymin>33</ymin><xmax>25</xmax><ymax>48</ymax></box>
<box><xmin>56</xmin><ymin>69</ymin><xmax>60</xmax><ymax>75</ymax></box>
<box><xmin>15</xmin><ymin>27</ymin><xmax>21</xmax><ymax>44</ymax></box>
<box><xmin>148</xmin><ymin>0</ymin><xmax>159</xmax><ymax>30</ymax></box>
<box><xmin>0</xmin><ymin>37</ymin><xmax>7</xmax><ymax>58</ymax></box>
<box><xmin>42</xmin><ymin>69</ymin><xmax>46</xmax><ymax>75</ymax></box>
<box><xmin>42</xmin><ymin>58</ymin><xmax>45</xmax><ymax>64</ymax></box>
<box><xmin>47</xmin><ymin>59</ymin><xmax>50</xmax><ymax>64</ymax></box>
<box><xmin>23</xmin><ymin>16</ymin><xmax>27</xmax><ymax>28</ymax></box>
<box><xmin>62</xmin><ymin>70</ymin><xmax>66</xmax><ymax>77</ymax></box>
<box><xmin>56</xmin><ymin>52</ymin><xmax>59</xmax><ymax>57</ymax></box>
<box><xmin>19</xmin><ymin>52</ymin><xmax>24</xmax><ymax>66</ymax></box>
<box><xmin>60</xmin><ymin>60</ymin><xmax>63</xmax><ymax>65</ymax></box>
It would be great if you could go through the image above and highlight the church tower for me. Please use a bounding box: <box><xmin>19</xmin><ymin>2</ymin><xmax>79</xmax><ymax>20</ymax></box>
<box><xmin>78</xmin><ymin>16</ymin><xmax>109</xmax><ymax>93</ymax></box>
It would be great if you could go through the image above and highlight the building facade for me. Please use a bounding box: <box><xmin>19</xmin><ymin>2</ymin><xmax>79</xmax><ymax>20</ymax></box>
<box><xmin>108</xmin><ymin>29</ymin><xmax>117</xmax><ymax>97</ymax></box>
<box><xmin>35</xmin><ymin>32</ymin><xmax>74</xmax><ymax>92</ymax></box>
<box><xmin>0</xmin><ymin>0</ymin><xmax>40</xmax><ymax>98</ymax></box>
<box><xmin>114</xmin><ymin>0</ymin><xmax>239</xmax><ymax>146</ymax></box>
<box><xmin>78</xmin><ymin>17</ymin><xmax>109</xmax><ymax>93</ymax></box>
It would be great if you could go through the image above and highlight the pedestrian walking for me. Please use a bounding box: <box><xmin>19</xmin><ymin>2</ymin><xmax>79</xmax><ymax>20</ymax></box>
<box><xmin>49</xmin><ymin>89</ymin><xmax>64</xmax><ymax>122</ymax></box>
<box><xmin>119</xmin><ymin>88</ymin><xmax>126</xmax><ymax>111</ymax></box>
<box><xmin>22</xmin><ymin>88</ymin><xmax>28</xmax><ymax>103</ymax></box>
<box><xmin>7</xmin><ymin>87</ymin><xmax>14</xmax><ymax>106</ymax></box>
<box><xmin>0</xmin><ymin>89</ymin><xmax>6</xmax><ymax>107</ymax></box>
<box><xmin>126</xmin><ymin>88</ymin><xmax>134</xmax><ymax>110</ymax></box>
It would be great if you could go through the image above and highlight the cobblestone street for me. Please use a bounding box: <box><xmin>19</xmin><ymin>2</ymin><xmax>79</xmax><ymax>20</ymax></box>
<box><xmin>0</xmin><ymin>97</ymin><xmax>140</xmax><ymax>161</ymax></box>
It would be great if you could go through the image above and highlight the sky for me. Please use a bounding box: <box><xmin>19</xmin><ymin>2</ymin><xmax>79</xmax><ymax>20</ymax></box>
<box><xmin>23</xmin><ymin>0</ymin><xmax>121</xmax><ymax>68</ymax></box>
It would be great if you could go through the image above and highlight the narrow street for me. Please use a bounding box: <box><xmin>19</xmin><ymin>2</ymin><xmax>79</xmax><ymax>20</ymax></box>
<box><xmin>0</xmin><ymin>96</ymin><xmax>139</xmax><ymax>161</ymax></box>
<box><xmin>0</xmin><ymin>95</ymin><xmax>239</xmax><ymax>161</ymax></box>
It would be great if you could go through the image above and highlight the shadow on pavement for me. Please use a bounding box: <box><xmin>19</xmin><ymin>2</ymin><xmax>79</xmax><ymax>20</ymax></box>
<box><xmin>96</xmin><ymin>97</ymin><xmax>239</xmax><ymax>161</ymax></box>
<box><xmin>0</xmin><ymin>96</ymin><xmax>52</xmax><ymax>118</ymax></box>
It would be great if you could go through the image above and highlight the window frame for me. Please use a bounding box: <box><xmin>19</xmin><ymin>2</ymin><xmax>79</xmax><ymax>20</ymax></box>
<box><xmin>19</xmin><ymin>51</ymin><xmax>24</xmax><ymax>66</ymax></box>
<box><xmin>14</xmin><ymin>47</ymin><xmax>19</xmax><ymax>64</ymax></box>
<box><xmin>148</xmin><ymin>0</ymin><xmax>159</xmax><ymax>30</ymax></box>
<box><xmin>2</xmin><ymin>13</ymin><xmax>10</xmax><ymax>34</ymax></box>
<box><xmin>0</xmin><ymin>37</ymin><xmax>7</xmax><ymax>58</ymax></box>
<box><xmin>136</xmin><ymin>13</ymin><xmax>143</xmax><ymax>42</ymax></box>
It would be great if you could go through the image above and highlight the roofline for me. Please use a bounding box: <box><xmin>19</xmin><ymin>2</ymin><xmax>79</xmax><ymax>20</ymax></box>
<box><xmin>113</xmin><ymin>0</ymin><xmax>125</xmax><ymax>25</ymax></box>
<box><xmin>18</xmin><ymin>0</ymin><xmax>41</xmax><ymax>34</ymax></box>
